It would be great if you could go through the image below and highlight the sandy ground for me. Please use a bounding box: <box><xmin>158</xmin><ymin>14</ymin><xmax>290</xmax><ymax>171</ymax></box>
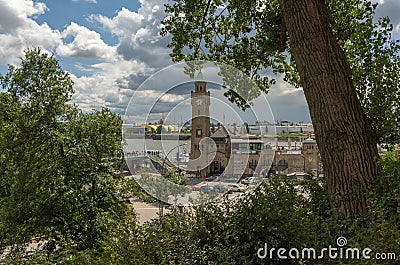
<box><xmin>131</xmin><ymin>200</ymin><xmax>162</xmax><ymax>224</ymax></box>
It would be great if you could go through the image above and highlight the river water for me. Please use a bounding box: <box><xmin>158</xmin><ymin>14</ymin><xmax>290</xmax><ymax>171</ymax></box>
<box><xmin>124</xmin><ymin>137</ymin><xmax>294</xmax><ymax>164</ymax></box>
<box><xmin>124</xmin><ymin>138</ymin><xmax>191</xmax><ymax>164</ymax></box>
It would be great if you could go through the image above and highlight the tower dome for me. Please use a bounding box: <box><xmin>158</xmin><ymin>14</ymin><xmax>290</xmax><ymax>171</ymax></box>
<box><xmin>195</xmin><ymin>70</ymin><xmax>205</xmax><ymax>82</ymax></box>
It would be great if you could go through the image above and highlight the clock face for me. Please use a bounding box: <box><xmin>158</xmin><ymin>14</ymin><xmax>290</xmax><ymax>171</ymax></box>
<box><xmin>196</xmin><ymin>98</ymin><xmax>202</xmax><ymax>106</ymax></box>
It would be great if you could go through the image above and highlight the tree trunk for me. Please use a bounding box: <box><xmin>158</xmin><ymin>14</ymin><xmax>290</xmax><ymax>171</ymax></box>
<box><xmin>278</xmin><ymin>0</ymin><xmax>379</xmax><ymax>217</ymax></box>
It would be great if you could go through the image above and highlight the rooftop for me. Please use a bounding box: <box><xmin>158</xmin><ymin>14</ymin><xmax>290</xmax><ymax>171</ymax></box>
<box><xmin>211</xmin><ymin>126</ymin><xmax>229</xmax><ymax>138</ymax></box>
<box><xmin>195</xmin><ymin>70</ymin><xmax>205</xmax><ymax>82</ymax></box>
<box><xmin>303</xmin><ymin>138</ymin><xmax>317</xmax><ymax>144</ymax></box>
<box><xmin>231</xmin><ymin>138</ymin><xmax>264</xmax><ymax>144</ymax></box>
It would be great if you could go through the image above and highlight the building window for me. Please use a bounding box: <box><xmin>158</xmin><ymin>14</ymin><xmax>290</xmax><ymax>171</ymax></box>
<box><xmin>196</xmin><ymin>129</ymin><xmax>202</xmax><ymax>138</ymax></box>
<box><xmin>198</xmin><ymin>110</ymin><xmax>200</xmax><ymax>115</ymax></box>
<box><xmin>276</xmin><ymin>159</ymin><xmax>288</xmax><ymax>171</ymax></box>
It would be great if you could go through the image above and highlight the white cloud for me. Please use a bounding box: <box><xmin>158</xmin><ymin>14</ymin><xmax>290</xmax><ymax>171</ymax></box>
<box><xmin>0</xmin><ymin>0</ymin><xmax>171</xmax><ymax>114</ymax></box>
<box><xmin>266</xmin><ymin>77</ymin><xmax>310</xmax><ymax>122</ymax></box>
<box><xmin>57</xmin><ymin>22</ymin><xmax>116</xmax><ymax>59</ymax></box>
<box><xmin>90</xmin><ymin>8</ymin><xmax>144</xmax><ymax>36</ymax></box>
<box><xmin>91</xmin><ymin>59</ymin><xmax>147</xmax><ymax>76</ymax></box>
<box><xmin>70</xmin><ymin>59</ymin><xmax>149</xmax><ymax>113</ymax></box>
<box><xmin>160</xmin><ymin>94</ymin><xmax>184</xmax><ymax>103</ymax></box>
<box><xmin>0</xmin><ymin>0</ymin><xmax>47</xmax><ymax>30</ymax></box>
<box><xmin>69</xmin><ymin>0</ymin><xmax>173</xmax><ymax>113</ymax></box>
<box><xmin>0</xmin><ymin>0</ymin><xmax>61</xmax><ymax>64</ymax></box>
<box><xmin>0</xmin><ymin>0</ymin><xmax>313</xmax><ymax>121</ymax></box>
<box><xmin>270</xmin><ymin>77</ymin><xmax>302</xmax><ymax>96</ymax></box>
<box><xmin>91</xmin><ymin>0</ymin><xmax>171</xmax><ymax>68</ymax></box>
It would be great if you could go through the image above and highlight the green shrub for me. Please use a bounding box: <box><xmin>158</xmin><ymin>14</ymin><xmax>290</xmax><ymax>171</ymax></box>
<box><xmin>4</xmin><ymin>149</ymin><xmax>399</xmax><ymax>264</ymax></box>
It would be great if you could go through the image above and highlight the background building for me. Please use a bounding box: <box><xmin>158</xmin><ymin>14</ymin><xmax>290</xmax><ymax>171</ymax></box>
<box><xmin>187</xmin><ymin>71</ymin><xmax>211</xmax><ymax>177</ymax></box>
<box><xmin>269</xmin><ymin>138</ymin><xmax>320</xmax><ymax>176</ymax></box>
<box><xmin>187</xmin><ymin>72</ymin><xmax>320</xmax><ymax>179</ymax></box>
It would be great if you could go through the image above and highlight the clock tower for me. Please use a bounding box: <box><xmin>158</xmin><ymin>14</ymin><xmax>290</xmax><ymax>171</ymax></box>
<box><xmin>190</xmin><ymin>71</ymin><xmax>210</xmax><ymax>161</ymax></box>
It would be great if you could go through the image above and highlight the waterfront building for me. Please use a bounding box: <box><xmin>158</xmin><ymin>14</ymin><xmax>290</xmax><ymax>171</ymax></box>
<box><xmin>187</xmin><ymin>71</ymin><xmax>320</xmax><ymax>179</ymax></box>
<box><xmin>270</xmin><ymin>138</ymin><xmax>320</xmax><ymax>176</ymax></box>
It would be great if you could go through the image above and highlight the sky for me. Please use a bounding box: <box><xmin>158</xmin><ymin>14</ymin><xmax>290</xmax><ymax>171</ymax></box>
<box><xmin>0</xmin><ymin>0</ymin><xmax>399</xmax><ymax>124</ymax></box>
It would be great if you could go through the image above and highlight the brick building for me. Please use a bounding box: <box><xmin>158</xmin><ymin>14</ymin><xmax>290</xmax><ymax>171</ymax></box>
<box><xmin>187</xmin><ymin>72</ymin><xmax>320</xmax><ymax>179</ymax></box>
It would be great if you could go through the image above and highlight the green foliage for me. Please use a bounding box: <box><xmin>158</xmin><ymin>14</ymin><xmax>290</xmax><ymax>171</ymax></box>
<box><xmin>54</xmin><ymin>108</ymin><xmax>130</xmax><ymax>249</ymax></box>
<box><xmin>135</xmin><ymin>168</ymin><xmax>190</xmax><ymax>212</ymax></box>
<box><xmin>162</xmin><ymin>0</ymin><xmax>283</xmax><ymax>92</ymax></box>
<box><xmin>126</xmin><ymin>175</ymin><xmax>158</xmax><ymax>204</ymax></box>
<box><xmin>0</xmin><ymin>47</ymin><xmax>73</xmax><ymax>126</ymax></box>
<box><xmin>162</xmin><ymin>169</ymin><xmax>187</xmax><ymax>186</ymax></box>
<box><xmin>0</xmin><ymin>48</ymin><xmax>133</xmax><ymax>260</ymax></box>
<box><xmin>162</xmin><ymin>0</ymin><xmax>400</xmax><ymax>144</ymax></box>
<box><xmin>156</xmin><ymin>124</ymin><xmax>163</xmax><ymax>134</ymax></box>
<box><xmin>0</xmin><ymin>48</ymin><xmax>77</xmax><ymax>253</ymax></box>
<box><xmin>211</xmin><ymin>122</ymin><xmax>215</xmax><ymax>133</ymax></box>
<box><xmin>0</xmin><ymin>93</ymin><xmax>19</xmax><ymax>199</ymax></box>
<box><xmin>64</xmin><ymin>151</ymin><xmax>398</xmax><ymax>264</ymax></box>
<box><xmin>327</xmin><ymin>0</ymin><xmax>400</xmax><ymax>144</ymax></box>
<box><xmin>87</xmin><ymin>177</ymin><xmax>319</xmax><ymax>264</ymax></box>
<box><xmin>368</xmin><ymin>146</ymin><xmax>400</xmax><ymax>221</ymax></box>
<box><xmin>3</xmin><ymin>149</ymin><xmax>399</xmax><ymax>264</ymax></box>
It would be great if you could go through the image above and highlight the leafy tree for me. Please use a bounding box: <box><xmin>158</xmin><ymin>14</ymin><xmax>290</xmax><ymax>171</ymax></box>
<box><xmin>162</xmin><ymin>0</ymin><xmax>400</xmax><ymax>217</ymax></box>
<box><xmin>57</xmin><ymin>108</ymin><xmax>130</xmax><ymax>249</ymax></box>
<box><xmin>0</xmin><ymin>48</ymin><xmax>75</xmax><ymax>253</ymax></box>
<box><xmin>156</xmin><ymin>124</ymin><xmax>163</xmax><ymax>134</ymax></box>
<box><xmin>328</xmin><ymin>0</ymin><xmax>400</xmax><ymax>145</ymax></box>
<box><xmin>0</xmin><ymin>93</ymin><xmax>19</xmax><ymax>199</ymax></box>
<box><xmin>6</xmin><ymin>165</ymin><xmax>400</xmax><ymax>264</ymax></box>
<box><xmin>0</xmin><ymin>48</ymin><xmax>131</xmax><ymax>257</ymax></box>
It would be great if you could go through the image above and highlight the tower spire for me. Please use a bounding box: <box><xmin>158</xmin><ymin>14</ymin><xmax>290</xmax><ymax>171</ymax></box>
<box><xmin>195</xmin><ymin>70</ymin><xmax>205</xmax><ymax>83</ymax></box>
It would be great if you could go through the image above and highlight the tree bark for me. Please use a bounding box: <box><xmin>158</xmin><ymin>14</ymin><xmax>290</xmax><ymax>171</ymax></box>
<box><xmin>278</xmin><ymin>0</ymin><xmax>379</xmax><ymax>217</ymax></box>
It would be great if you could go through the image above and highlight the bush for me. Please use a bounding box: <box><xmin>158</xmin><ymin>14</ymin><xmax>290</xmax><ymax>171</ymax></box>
<box><xmin>3</xmin><ymin>149</ymin><xmax>399</xmax><ymax>264</ymax></box>
<box><xmin>94</xmin><ymin>150</ymin><xmax>400</xmax><ymax>265</ymax></box>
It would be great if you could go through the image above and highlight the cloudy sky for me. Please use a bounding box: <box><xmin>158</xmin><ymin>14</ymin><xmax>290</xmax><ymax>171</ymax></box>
<box><xmin>0</xmin><ymin>0</ymin><xmax>399</xmax><ymax>124</ymax></box>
